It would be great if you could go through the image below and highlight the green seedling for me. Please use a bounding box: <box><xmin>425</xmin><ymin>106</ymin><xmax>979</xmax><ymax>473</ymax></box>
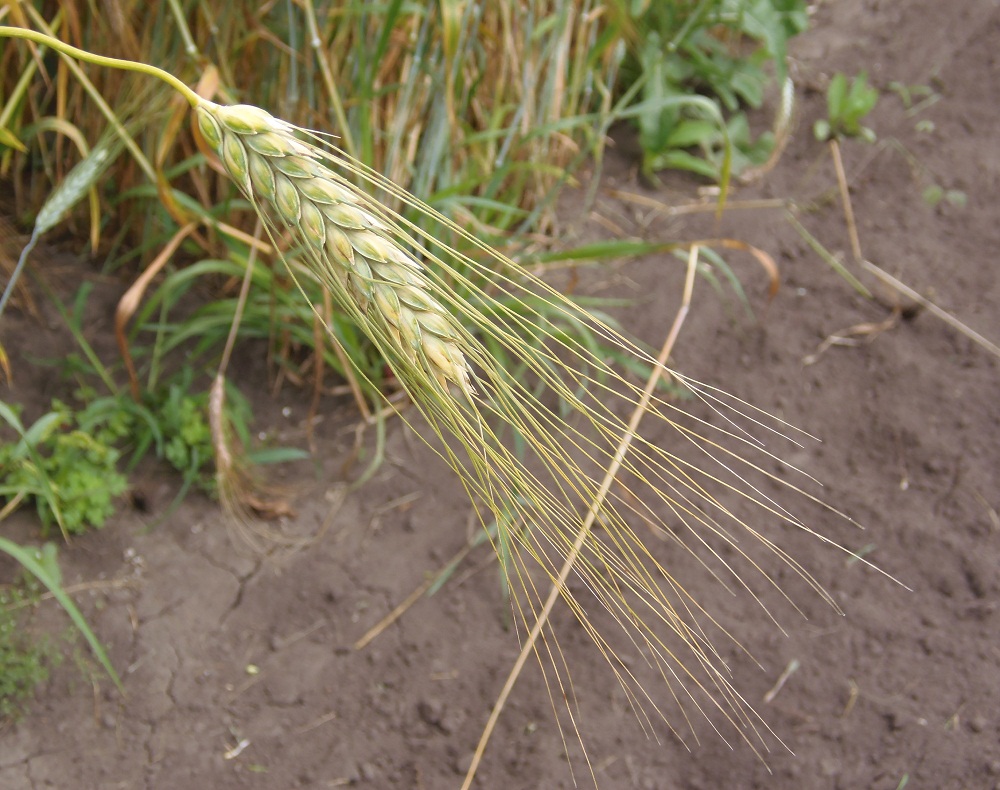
<box><xmin>921</xmin><ymin>185</ymin><xmax>967</xmax><ymax>210</ymax></box>
<box><xmin>814</xmin><ymin>71</ymin><xmax>879</xmax><ymax>142</ymax></box>
<box><xmin>887</xmin><ymin>80</ymin><xmax>933</xmax><ymax>109</ymax></box>
<box><xmin>0</xmin><ymin>401</ymin><xmax>128</xmax><ymax>536</ymax></box>
<box><xmin>888</xmin><ymin>80</ymin><xmax>940</xmax><ymax>118</ymax></box>
<box><xmin>811</xmin><ymin>72</ymin><xmax>881</xmax><ymax>270</ymax></box>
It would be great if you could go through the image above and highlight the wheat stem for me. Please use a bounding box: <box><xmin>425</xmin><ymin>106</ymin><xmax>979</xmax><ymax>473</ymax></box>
<box><xmin>829</xmin><ymin>138</ymin><xmax>864</xmax><ymax>264</ymax></box>
<box><xmin>0</xmin><ymin>26</ymin><xmax>201</xmax><ymax>107</ymax></box>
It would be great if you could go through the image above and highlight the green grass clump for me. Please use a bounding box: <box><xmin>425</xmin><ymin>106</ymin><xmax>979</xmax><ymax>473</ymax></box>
<box><xmin>610</xmin><ymin>0</ymin><xmax>808</xmax><ymax>179</ymax></box>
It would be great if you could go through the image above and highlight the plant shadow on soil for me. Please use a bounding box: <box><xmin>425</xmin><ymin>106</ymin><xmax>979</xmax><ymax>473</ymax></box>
<box><xmin>2</xmin><ymin>2</ymin><xmax>1000</xmax><ymax>788</ymax></box>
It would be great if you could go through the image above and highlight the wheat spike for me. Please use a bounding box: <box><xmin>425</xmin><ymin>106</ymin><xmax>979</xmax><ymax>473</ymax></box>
<box><xmin>195</xmin><ymin>101</ymin><xmax>473</xmax><ymax>398</ymax></box>
<box><xmin>193</xmin><ymin>98</ymin><xmax>891</xmax><ymax>784</ymax></box>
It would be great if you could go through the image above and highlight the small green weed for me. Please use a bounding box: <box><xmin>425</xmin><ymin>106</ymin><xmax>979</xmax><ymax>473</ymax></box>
<box><xmin>0</xmin><ymin>369</ymin><xmax>256</xmax><ymax>537</ymax></box>
<box><xmin>814</xmin><ymin>71</ymin><xmax>879</xmax><ymax>142</ymax></box>
<box><xmin>887</xmin><ymin>80</ymin><xmax>940</xmax><ymax>119</ymax></box>
<box><xmin>138</xmin><ymin>371</ymin><xmax>243</xmax><ymax>491</ymax></box>
<box><xmin>0</xmin><ymin>401</ymin><xmax>129</xmax><ymax>536</ymax></box>
<box><xmin>807</xmin><ymin>71</ymin><xmax>881</xmax><ymax>281</ymax></box>
<box><xmin>921</xmin><ymin>184</ymin><xmax>967</xmax><ymax>210</ymax></box>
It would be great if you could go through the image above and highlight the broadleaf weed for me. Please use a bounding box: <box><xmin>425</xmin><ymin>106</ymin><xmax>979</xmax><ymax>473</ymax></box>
<box><xmin>814</xmin><ymin>71</ymin><xmax>880</xmax><ymax>143</ymax></box>
<box><xmin>0</xmin><ymin>402</ymin><xmax>129</xmax><ymax>535</ymax></box>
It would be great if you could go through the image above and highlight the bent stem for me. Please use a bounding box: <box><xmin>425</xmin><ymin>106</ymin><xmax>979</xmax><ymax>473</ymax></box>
<box><xmin>461</xmin><ymin>246</ymin><xmax>702</xmax><ymax>790</ymax></box>
<box><xmin>860</xmin><ymin>261</ymin><xmax>1000</xmax><ymax>360</ymax></box>
<box><xmin>0</xmin><ymin>26</ymin><xmax>201</xmax><ymax>108</ymax></box>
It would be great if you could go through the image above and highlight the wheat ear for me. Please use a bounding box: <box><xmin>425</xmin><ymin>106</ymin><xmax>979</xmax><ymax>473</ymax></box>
<box><xmin>190</xmin><ymin>97</ymin><xmax>897</xmax><ymax>775</ymax></box>
<box><xmin>195</xmin><ymin>102</ymin><xmax>474</xmax><ymax>399</ymax></box>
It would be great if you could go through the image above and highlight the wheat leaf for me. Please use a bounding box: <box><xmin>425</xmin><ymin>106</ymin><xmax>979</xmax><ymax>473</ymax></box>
<box><xmin>33</xmin><ymin>133</ymin><xmax>122</xmax><ymax>236</ymax></box>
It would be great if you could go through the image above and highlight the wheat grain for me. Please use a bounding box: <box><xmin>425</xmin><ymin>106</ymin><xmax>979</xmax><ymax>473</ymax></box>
<box><xmin>195</xmin><ymin>101</ymin><xmax>474</xmax><ymax>398</ymax></box>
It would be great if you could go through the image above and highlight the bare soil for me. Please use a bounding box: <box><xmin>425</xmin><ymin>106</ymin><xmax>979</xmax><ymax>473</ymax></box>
<box><xmin>2</xmin><ymin>1</ymin><xmax>999</xmax><ymax>788</ymax></box>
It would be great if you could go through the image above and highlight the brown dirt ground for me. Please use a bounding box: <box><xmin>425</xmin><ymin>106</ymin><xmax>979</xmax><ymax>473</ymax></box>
<box><xmin>2</xmin><ymin>1</ymin><xmax>999</xmax><ymax>788</ymax></box>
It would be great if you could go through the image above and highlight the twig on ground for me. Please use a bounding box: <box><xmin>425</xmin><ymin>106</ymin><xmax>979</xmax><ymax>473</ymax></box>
<box><xmin>829</xmin><ymin>138</ymin><xmax>864</xmax><ymax>264</ymax></box>
<box><xmin>860</xmin><ymin>260</ymin><xmax>1000</xmax><ymax>360</ymax></box>
<box><xmin>803</xmin><ymin>312</ymin><xmax>901</xmax><ymax>366</ymax></box>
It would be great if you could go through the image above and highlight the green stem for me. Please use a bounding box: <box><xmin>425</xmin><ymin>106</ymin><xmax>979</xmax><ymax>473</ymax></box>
<box><xmin>302</xmin><ymin>0</ymin><xmax>357</xmax><ymax>158</ymax></box>
<box><xmin>18</xmin><ymin>7</ymin><xmax>158</xmax><ymax>183</ymax></box>
<box><xmin>0</xmin><ymin>26</ymin><xmax>201</xmax><ymax>108</ymax></box>
<box><xmin>0</xmin><ymin>13</ymin><xmax>61</xmax><ymax>129</ymax></box>
<box><xmin>667</xmin><ymin>0</ymin><xmax>714</xmax><ymax>52</ymax></box>
<box><xmin>166</xmin><ymin>0</ymin><xmax>200</xmax><ymax>59</ymax></box>
<box><xmin>785</xmin><ymin>209</ymin><xmax>873</xmax><ymax>299</ymax></box>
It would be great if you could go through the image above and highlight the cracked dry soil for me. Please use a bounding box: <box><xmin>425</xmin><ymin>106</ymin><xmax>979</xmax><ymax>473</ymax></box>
<box><xmin>2</xmin><ymin>1</ymin><xmax>999</xmax><ymax>788</ymax></box>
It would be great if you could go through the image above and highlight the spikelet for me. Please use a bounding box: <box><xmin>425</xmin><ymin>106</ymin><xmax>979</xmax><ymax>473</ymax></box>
<box><xmin>195</xmin><ymin>101</ymin><xmax>473</xmax><ymax>398</ymax></box>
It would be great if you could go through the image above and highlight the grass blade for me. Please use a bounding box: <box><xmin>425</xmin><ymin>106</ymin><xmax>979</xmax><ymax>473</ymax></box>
<box><xmin>0</xmin><ymin>537</ymin><xmax>123</xmax><ymax>692</ymax></box>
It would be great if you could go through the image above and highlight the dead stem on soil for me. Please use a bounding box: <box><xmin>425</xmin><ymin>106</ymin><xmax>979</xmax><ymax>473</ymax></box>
<box><xmin>829</xmin><ymin>138</ymin><xmax>864</xmax><ymax>265</ymax></box>
<box><xmin>803</xmin><ymin>312</ymin><xmax>901</xmax><ymax>366</ymax></box>
<box><xmin>605</xmin><ymin>191</ymin><xmax>789</xmax><ymax>219</ymax></box>
<box><xmin>354</xmin><ymin>526</ymin><xmax>490</xmax><ymax>650</ymax></box>
<box><xmin>209</xmin><ymin>219</ymin><xmax>299</xmax><ymax>540</ymax></box>
<box><xmin>2</xmin><ymin>577</ymin><xmax>141</xmax><ymax>610</ymax></box>
<box><xmin>825</xmin><ymin>143</ymin><xmax>1000</xmax><ymax>360</ymax></box>
<box><xmin>860</xmin><ymin>261</ymin><xmax>1000</xmax><ymax>360</ymax></box>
